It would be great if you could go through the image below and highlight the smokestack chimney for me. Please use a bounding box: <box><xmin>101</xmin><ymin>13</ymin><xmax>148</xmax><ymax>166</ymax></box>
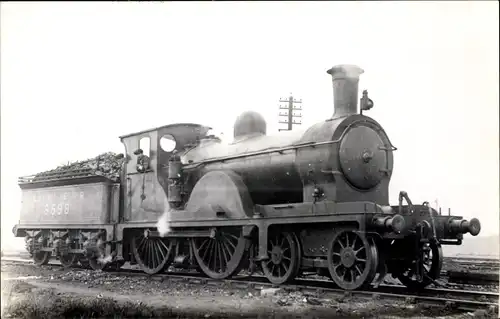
<box><xmin>327</xmin><ymin>64</ymin><xmax>364</xmax><ymax>119</ymax></box>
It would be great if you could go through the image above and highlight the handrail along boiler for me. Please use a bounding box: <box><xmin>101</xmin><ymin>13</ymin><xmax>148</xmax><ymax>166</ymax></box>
<box><xmin>13</xmin><ymin>64</ymin><xmax>481</xmax><ymax>290</ymax></box>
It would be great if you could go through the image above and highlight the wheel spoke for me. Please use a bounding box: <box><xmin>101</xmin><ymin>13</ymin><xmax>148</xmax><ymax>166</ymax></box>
<box><xmin>201</xmin><ymin>240</ymin><xmax>212</xmax><ymax>261</ymax></box>
<box><xmin>138</xmin><ymin>237</ymin><xmax>147</xmax><ymax>250</ymax></box>
<box><xmin>280</xmin><ymin>236</ymin><xmax>285</xmax><ymax>248</ymax></box>
<box><xmin>144</xmin><ymin>241</ymin><xmax>150</xmax><ymax>265</ymax></box>
<box><xmin>355</xmin><ymin>265</ymin><xmax>363</xmax><ymax>276</ymax></box>
<box><xmin>211</xmin><ymin>241</ymin><xmax>218</xmax><ymax>271</ymax></box>
<box><xmin>281</xmin><ymin>262</ymin><xmax>289</xmax><ymax>273</ymax></box>
<box><xmin>221</xmin><ymin>240</ymin><xmax>232</xmax><ymax>263</ymax></box>
<box><xmin>148</xmin><ymin>241</ymin><xmax>153</xmax><ymax>266</ymax></box>
<box><xmin>159</xmin><ymin>240</ymin><xmax>170</xmax><ymax>256</ymax></box>
<box><xmin>146</xmin><ymin>242</ymin><xmax>151</xmax><ymax>266</ymax></box>
<box><xmin>334</xmin><ymin>263</ymin><xmax>342</xmax><ymax>274</ymax></box>
<box><xmin>197</xmin><ymin>239</ymin><xmax>209</xmax><ymax>252</ymax></box>
<box><xmin>149</xmin><ymin>241</ymin><xmax>156</xmax><ymax>268</ymax></box>
<box><xmin>149</xmin><ymin>242</ymin><xmax>156</xmax><ymax>268</ymax></box>
<box><xmin>341</xmin><ymin>268</ymin><xmax>347</xmax><ymax>281</ymax></box>
<box><xmin>217</xmin><ymin>241</ymin><xmax>224</xmax><ymax>272</ymax></box>
<box><xmin>338</xmin><ymin>240</ymin><xmax>345</xmax><ymax>249</ymax></box>
<box><xmin>354</xmin><ymin>247</ymin><xmax>365</xmax><ymax>255</ymax></box>
<box><xmin>223</xmin><ymin>236</ymin><xmax>236</xmax><ymax>252</ymax></box>
<box><xmin>154</xmin><ymin>242</ymin><xmax>163</xmax><ymax>267</ymax></box>
<box><xmin>225</xmin><ymin>232</ymin><xmax>239</xmax><ymax>241</ymax></box>
<box><xmin>220</xmin><ymin>241</ymin><xmax>230</xmax><ymax>266</ymax></box>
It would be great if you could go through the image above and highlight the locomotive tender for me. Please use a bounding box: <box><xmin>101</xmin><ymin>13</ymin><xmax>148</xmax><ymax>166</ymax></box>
<box><xmin>13</xmin><ymin>64</ymin><xmax>481</xmax><ymax>290</ymax></box>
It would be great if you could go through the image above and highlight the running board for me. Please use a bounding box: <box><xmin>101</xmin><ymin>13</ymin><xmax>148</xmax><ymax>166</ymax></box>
<box><xmin>144</xmin><ymin>229</ymin><xmax>215</xmax><ymax>239</ymax></box>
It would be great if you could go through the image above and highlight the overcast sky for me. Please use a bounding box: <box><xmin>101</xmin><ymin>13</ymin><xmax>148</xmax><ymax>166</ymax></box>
<box><xmin>1</xmin><ymin>2</ymin><xmax>499</xmax><ymax>250</ymax></box>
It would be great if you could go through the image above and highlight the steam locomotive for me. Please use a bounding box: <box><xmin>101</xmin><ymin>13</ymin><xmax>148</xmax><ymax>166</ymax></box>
<box><xmin>13</xmin><ymin>64</ymin><xmax>481</xmax><ymax>291</ymax></box>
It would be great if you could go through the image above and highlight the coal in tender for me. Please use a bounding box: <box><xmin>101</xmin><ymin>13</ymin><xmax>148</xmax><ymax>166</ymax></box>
<box><xmin>32</xmin><ymin>152</ymin><xmax>126</xmax><ymax>182</ymax></box>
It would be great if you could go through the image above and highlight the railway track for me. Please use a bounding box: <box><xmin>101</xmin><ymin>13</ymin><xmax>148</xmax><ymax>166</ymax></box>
<box><xmin>4</xmin><ymin>254</ymin><xmax>497</xmax><ymax>286</ymax></box>
<box><xmin>2</xmin><ymin>257</ymin><xmax>499</xmax><ymax>314</ymax></box>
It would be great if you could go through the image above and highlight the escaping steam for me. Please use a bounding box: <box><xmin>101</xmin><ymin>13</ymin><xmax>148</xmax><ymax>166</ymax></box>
<box><xmin>95</xmin><ymin>238</ymin><xmax>115</xmax><ymax>266</ymax></box>
<box><xmin>380</xmin><ymin>205</ymin><xmax>393</xmax><ymax>214</ymax></box>
<box><xmin>156</xmin><ymin>200</ymin><xmax>172</xmax><ymax>237</ymax></box>
<box><xmin>97</xmin><ymin>254</ymin><xmax>113</xmax><ymax>265</ymax></box>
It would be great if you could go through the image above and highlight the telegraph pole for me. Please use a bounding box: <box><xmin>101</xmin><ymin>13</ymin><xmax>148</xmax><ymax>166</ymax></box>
<box><xmin>278</xmin><ymin>94</ymin><xmax>302</xmax><ymax>131</ymax></box>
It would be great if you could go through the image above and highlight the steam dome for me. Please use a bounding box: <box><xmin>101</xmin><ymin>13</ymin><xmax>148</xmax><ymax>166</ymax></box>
<box><xmin>233</xmin><ymin>111</ymin><xmax>267</xmax><ymax>139</ymax></box>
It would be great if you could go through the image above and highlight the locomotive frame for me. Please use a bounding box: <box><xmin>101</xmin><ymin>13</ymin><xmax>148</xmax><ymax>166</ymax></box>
<box><xmin>13</xmin><ymin>64</ymin><xmax>481</xmax><ymax>291</ymax></box>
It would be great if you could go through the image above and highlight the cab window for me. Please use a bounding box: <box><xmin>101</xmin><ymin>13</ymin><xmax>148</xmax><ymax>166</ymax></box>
<box><xmin>139</xmin><ymin>137</ymin><xmax>150</xmax><ymax>157</ymax></box>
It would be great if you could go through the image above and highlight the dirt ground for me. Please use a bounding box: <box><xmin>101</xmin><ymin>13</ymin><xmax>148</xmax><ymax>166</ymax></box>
<box><xmin>0</xmin><ymin>261</ymin><xmax>496</xmax><ymax>319</ymax></box>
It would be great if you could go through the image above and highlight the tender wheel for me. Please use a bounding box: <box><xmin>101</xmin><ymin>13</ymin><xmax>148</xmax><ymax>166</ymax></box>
<box><xmin>191</xmin><ymin>227</ymin><xmax>248</xmax><ymax>280</ymax></box>
<box><xmin>327</xmin><ymin>230</ymin><xmax>378</xmax><ymax>290</ymax></box>
<box><xmin>132</xmin><ymin>231</ymin><xmax>174</xmax><ymax>275</ymax></box>
<box><xmin>79</xmin><ymin>258</ymin><xmax>92</xmax><ymax>269</ymax></box>
<box><xmin>87</xmin><ymin>238</ymin><xmax>110</xmax><ymax>271</ymax></box>
<box><xmin>397</xmin><ymin>241</ymin><xmax>443</xmax><ymax>290</ymax></box>
<box><xmin>59</xmin><ymin>253</ymin><xmax>78</xmax><ymax>268</ymax></box>
<box><xmin>33</xmin><ymin>251</ymin><xmax>50</xmax><ymax>266</ymax></box>
<box><xmin>88</xmin><ymin>257</ymin><xmax>108</xmax><ymax>271</ymax></box>
<box><xmin>261</xmin><ymin>231</ymin><xmax>300</xmax><ymax>285</ymax></box>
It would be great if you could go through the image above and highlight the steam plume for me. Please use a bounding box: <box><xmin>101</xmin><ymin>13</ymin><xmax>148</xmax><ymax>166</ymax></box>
<box><xmin>97</xmin><ymin>254</ymin><xmax>113</xmax><ymax>265</ymax></box>
<box><xmin>380</xmin><ymin>205</ymin><xmax>393</xmax><ymax>214</ymax></box>
<box><xmin>95</xmin><ymin>238</ymin><xmax>115</xmax><ymax>266</ymax></box>
<box><xmin>156</xmin><ymin>200</ymin><xmax>172</xmax><ymax>237</ymax></box>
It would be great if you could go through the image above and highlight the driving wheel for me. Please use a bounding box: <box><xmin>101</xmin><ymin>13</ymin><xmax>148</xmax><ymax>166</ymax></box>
<box><xmin>132</xmin><ymin>230</ymin><xmax>174</xmax><ymax>275</ymax></box>
<box><xmin>191</xmin><ymin>227</ymin><xmax>248</xmax><ymax>280</ymax></box>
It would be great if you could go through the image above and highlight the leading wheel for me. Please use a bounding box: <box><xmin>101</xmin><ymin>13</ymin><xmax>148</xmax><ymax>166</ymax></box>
<box><xmin>327</xmin><ymin>229</ymin><xmax>378</xmax><ymax>290</ymax></box>
<box><xmin>191</xmin><ymin>227</ymin><xmax>248</xmax><ymax>280</ymax></box>
<box><xmin>261</xmin><ymin>231</ymin><xmax>300</xmax><ymax>285</ymax></box>
<box><xmin>132</xmin><ymin>231</ymin><xmax>174</xmax><ymax>275</ymax></box>
<box><xmin>397</xmin><ymin>241</ymin><xmax>443</xmax><ymax>290</ymax></box>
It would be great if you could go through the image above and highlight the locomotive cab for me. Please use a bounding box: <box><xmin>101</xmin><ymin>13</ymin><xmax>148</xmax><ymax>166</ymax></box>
<box><xmin>118</xmin><ymin>123</ymin><xmax>211</xmax><ymax>222</ymax></box>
